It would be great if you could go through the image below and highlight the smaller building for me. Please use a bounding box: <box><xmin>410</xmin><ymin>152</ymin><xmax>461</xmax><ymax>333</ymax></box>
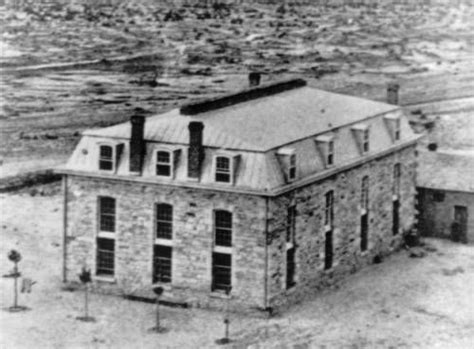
<box><xmin>417</xmin><ymin>150</ymin><xmax>474</xmax><ymax>244</ymax></box>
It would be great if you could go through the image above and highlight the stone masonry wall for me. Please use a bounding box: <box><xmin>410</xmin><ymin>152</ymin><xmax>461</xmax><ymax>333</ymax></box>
<box><xmin>65</xmin><ymin>176</ymin><xmax>267</xmax><ymax>311</ymax></box>
<box><xmin>418</xmin><ymin>188</ymin><xmax>474</xmax><ymax>244</ymax></box>
<box><xmin>266</xmin><ymin>145</ymin><xmax>417</xmax><ymax>311</ymax></box>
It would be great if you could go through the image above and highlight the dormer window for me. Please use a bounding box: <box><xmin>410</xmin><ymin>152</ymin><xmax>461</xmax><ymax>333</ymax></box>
<box><xmin>99</xmin><ymin>145</ymin><xmax>114</xmax><ymax>171</ymax></box>
<box><xmin>327</xmin><ymin>140</ymin><xmax>334</xmax><ymax>166</ymax></box>
<box><xmin>352</xmin><ymin>125</ymin><xmax>370</xmax><ymax>155</ymax></box>
<box><xmin>315</xmin><ymin>134</ymin><xmax>335</xmax><ymax>168</ymax></box>
<box><xmin>277</xmin><ymin>148</ymin><xmax>297</xmax><ymax>183</ymax></box>
<box><xmin>362</xmin><ymin>128</ymin><xmax>370</xmax><ymax>153</ymax></box>
<box><xmin>394</xmin><ymin>119</ymin><xmax>401</xmax><ymax>141</ymax></box>
<box><xmin>384</xmin><ymin>114</ymin><xmax>401</xmax><ymax>142</ymax></box>
<box><xmin>215</xmin><ymin>156</ymin><xmax>231</xmax><ymax>183</ymax></box>
<box><xmin>289</xmin><ymin>154</ymin><xmax>296</xmax><ymax>180</ymax></box>
<box><xmin>156</xmin><ymin>151</ymin><xmax>171</xmax><ymax>177</ymax></box>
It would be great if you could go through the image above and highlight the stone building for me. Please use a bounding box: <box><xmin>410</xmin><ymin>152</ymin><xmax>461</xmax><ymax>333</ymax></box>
<box><xmin>58</xmin><ymin>78</ymin><xmax>420</xmax><ymax>313</ymax></box>
<box><xmin>417</xmin><ymin>150</ymin><xmax>474</xmax><ymax>244</ymax></box>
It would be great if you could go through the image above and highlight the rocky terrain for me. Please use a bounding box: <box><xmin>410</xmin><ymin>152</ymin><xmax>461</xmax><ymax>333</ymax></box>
<box><xmin>1</xmin><ymin>0</ymin><xmax>473</xmax><ymax>177</ymax></box>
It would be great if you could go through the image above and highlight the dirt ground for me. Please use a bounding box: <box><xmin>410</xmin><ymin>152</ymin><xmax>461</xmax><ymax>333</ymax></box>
<box><xmin>0</xmin><ymin>186</ymin><xmax>473</xmax><ymax>349</ymax></box>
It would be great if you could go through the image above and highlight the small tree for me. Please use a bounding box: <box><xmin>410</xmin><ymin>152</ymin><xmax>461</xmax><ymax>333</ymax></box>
<box><xmin>215</xmin><ymin>286</ymin><xmax>232</xmax><ymax>345</ymax></box>
<box><xmin>149</xmin><ymin>285</ymin><xmax>168</xmax><ymax>333</ymax></box>
<box><xmin>76</xmin><ymin>267</ymin><xmax>95</xmax><ymax>322</ymax></box>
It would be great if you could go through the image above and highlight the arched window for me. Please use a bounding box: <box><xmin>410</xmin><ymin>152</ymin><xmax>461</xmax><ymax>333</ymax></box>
<box><xmin>99</xmin><ymin>145</ymin><xmax>114</xmax><ymax>171</ymax></box>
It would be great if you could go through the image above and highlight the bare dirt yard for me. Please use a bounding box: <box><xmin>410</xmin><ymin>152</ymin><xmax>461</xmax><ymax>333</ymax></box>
<box><xmin>0</xmin><ymin>185</ymin><xmax>473</xmax><ymax>348</ymax></box>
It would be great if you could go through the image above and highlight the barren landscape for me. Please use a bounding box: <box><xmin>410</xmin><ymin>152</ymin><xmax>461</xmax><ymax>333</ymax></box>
<box><xmin>1</xmin><ymin>1</ymin><xmax>474</xmax><ymax>348</ymax></box>
<box><xmin>1</xmin><ymin>186</ymin><xmax>474</xmax><ymax>348</ymax></box>
<box><xmin>1</xmin><ymin>0</ymin><xmax>474</xmax><ymax>178</ymax></box>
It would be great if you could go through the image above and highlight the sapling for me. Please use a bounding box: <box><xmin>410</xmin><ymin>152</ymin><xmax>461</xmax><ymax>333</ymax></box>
<box><xmin>77</xmin><ymin>267</ymin><xmax>95</xmax><ymax>322</ymax></box>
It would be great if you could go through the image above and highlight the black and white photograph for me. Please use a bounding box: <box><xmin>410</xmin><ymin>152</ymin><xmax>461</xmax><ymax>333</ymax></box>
<box><xmin>0</xmin><ymin>0</ymin><xmax>473</xmax><ymax>348</ymax></box>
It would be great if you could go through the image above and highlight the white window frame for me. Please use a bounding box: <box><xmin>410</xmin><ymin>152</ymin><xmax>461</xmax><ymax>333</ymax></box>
<box><xmin>288</xmin><ymin>153</ymin><xmax>297</xmax><ymax>181</ymax></box>
<box><xmin>214</xmin><ymin>155</ymin><xmax>233</xmax><ymax>184</ymax></box>
<box><xmin>362</xmin><ymin>128</ymin><xmax>370</xmax><ymax>153</ymax></box>
<box><xmin>394</xmin><ymin>118</ymin><xmax>401</xmax><ymax>141</ymax></box>
<box><xmin>327</xmin><ymin>139</ymin><xmax>334</xmax><ymax>166</ymax></box>
<box><xmin>98</xmin><ymin>143</ymin><xmax>115</xmax><ymax>172</ymax></box>
<box><xmin>155</xmin><ymin>149</ymin><xmax>173</xmax><ymax>178</ymax></box>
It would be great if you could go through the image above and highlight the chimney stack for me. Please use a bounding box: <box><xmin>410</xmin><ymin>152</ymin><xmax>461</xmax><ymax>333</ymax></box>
<box><xmin>387</xmin><ymin>82</ymin><xmax>400</xmax><ymax>105</ymax></box>
<box><xmin>249</xmin><ymin>72</ymin><xmax>261</xmax><ymax>87</ymax></box>
<box><xmin>129</xmin><ymin>114</ymin><xmax>145</xmax><ymax>173</ymax></box>
<box><xmin>188</xmin><ymin>121</ymin><xmax>204</xmax><ymax>179</ymax></box>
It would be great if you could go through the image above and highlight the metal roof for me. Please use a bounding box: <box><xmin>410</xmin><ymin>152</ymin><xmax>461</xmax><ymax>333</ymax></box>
<box><xmin>417</xmin><ymin>150</ymin><xmax>474</xmax><ymax>192</ymax></box>
<box><xmin>85</xmin><ymin>86</ymin><xmax>397</xmax><ymax>152</ymax></box>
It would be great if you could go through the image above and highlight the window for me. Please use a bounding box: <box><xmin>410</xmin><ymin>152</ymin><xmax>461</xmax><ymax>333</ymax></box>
<box><xmin>394</xmin><ymin>118</ymin><xmax>401</xmax><ymax>141</ymax></box>
<box><xmin>156</xmin><ymin>151</ymin><xmax>171</xmax><ymax>177</ymax></box>
<box><xmin>288</xmin><ymin>154</ymin><xmax>296</xmax><ymax>180</ymax></box>
<box><xmin>324</xmin><ymin>230</ymin><xmax>333</xmax><ymax>270</ymax></box>
<box><xmin>362</xmin><ymin>128</ymin><xmax>370</xmax><ymax>153</ymax></box>
<box><xmin>213</xmin><ymin>210</ymin><xmax>232</xmax><ymax>292</ymax></box>
<box><xmin>99</xmin><ymin>145</ymin><xmax>114</xmax><ymax>171</ymax></box>
<box><xmin>215</xmin><ymin>156</ymin><xmax>231</xmax><ymax>183</ymax></box>
<box><xmin>99</xmin><ymin>197</ymin><xmax>116</xmax><ymax>232</ymax></box>
<box><xmin>327</xmin><ymin>140</ymin><xmax>334</xmax><ymax>166</ymax></box>
<box><xmin>215</xmin><ymin>210</ymin><xmax>232</xmax><ymax>247</ymax></box>
<box><xmin>393</xmin><ymin>163</ymin><xmax>401</xmax><ymax>198</ymax></box>
<box><xmin>286</xmin><ymin>248</ymin><xmax>296</xmax><ymax>289</ymax></box>
<box><xmin>360</xmin><ymin>176</ymin><xmax>369</xmax><ymax>251</ymax></box>
<box><xmin>153</xmin><ymin>245</ymin><xmax>172</xmax><ymax>283</ymax></box>
<box><xmin>325</xmin><ymin>191</ymin><xmax>334</xmax><ymax>227</ymax></box>
<box><xmin>286</xmin><ymin>206</ymin><xmax>296</xmax><ymax>244</ymax></box>
<box><xmin>212</xmin><ymin>252</ymin><xmax>231</xmax><ymax>292</ymax></box>
<box><xmin>286</xmin><ymin>205</ymin><xmax>296</xmax><ymax>289</ymax></box>
<box><xmin>361</xmin><ymin>176</ymin><xmax>369</xmax><ymax>212</ymax></box>
<box><xmin>97</xmin><ymin>237</ymin><xmax>115</xmax><ymax>276</ymax></box>
<box><xmin>156</xmin><ymin>204</ymin><xmax>173</xmax><ymax>239</ymax></box>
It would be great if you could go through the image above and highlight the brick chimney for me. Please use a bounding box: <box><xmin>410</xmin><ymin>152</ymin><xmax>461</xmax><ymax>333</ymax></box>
<box><xmin>129</xmin><ymin>114</ymin><xmax>145</xmax><ymax>173</ymax></box>
<box><xmin>187</xmin><ymin>121</ymin><xmax>204</xmax><ymax>179</ymax></box>
<box><xmin>249</xmin><ymin>72</ymin><xmax>261</xmax><ymax>87</ymax></box>
<box><xmin>387</xmin><ymin>82</ymin><xmax>400</xmax><ymax>105</ymax></box>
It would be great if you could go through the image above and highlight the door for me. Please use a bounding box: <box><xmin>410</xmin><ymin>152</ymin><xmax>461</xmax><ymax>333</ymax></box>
<box><xmin>453</xmin><ymin>206</ymin><xmax>468</xmax><ymax>243</ymax></box>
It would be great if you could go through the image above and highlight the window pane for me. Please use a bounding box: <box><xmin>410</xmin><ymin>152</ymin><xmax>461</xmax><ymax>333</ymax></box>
<box><xmin>99</xmin><ymin>197</ymin><xmax>115</xmax><ymax>232</ymax></box>
<box><xmin>216</xmin><ymin>172</ymin><xmax>231</xmax><ymax>183</ymax></box>
<box><xmin>324</xmin><ymin>230</ymin><xmax>333</xmax><ymax>270</ymax></box>
<box><xmin>325</xmin><ymin>191</ymin><xmax>334</xmax><ymax>226</ymax></box>
<box><xmin>157</xmin><ymin>151</ymin><xmax>170</xmax><ymax>163</ymax></box>
<box><xmin>212</xmin><ymin>252</ymin><xmax>231</xmax><ymax>292</ymax></box>
<box><xmin>99</xmin><ymin>146</ymin><xmax>114</xmax><ymax>170</ymax></box>
<box><xmin>100</xmin><ymin>146</ymin><xmax>113</xmax><ymax>158</ymax></box>
<box><xmin>287</xmin><ymin>206</ymin><xmax>296</xmax><ymax>242</ymax></box>
<box><xmin>286</xmin><ymin>247</ymin><xmax>296</xmax><ymax>288</ymax></box>
<box><xmin>97</xmin><ymin>238</ymin><xmax>114</xmax><ymax>275</ymax></box>
<box><xmin>215</xmin><ymin>211</ymin><xmax>232</xmax><ymax>229</ymax></box>
<box><xmin>156</xmin><ymin>164</ymin><xmax>171</xmax><ymax>176</ymax></box>
<box><xmin>153</xmin><ymin>245</ymin><xmax>172</xmax><ymax>283</ymax></box>
<box><xmin>215</xmin><ymin>210</ymin><xmax>232</xmax><ymax>247</ymax></box>
<box><xmin>156</xmin><ymin>204</ymin><xmax>172</xmax><ymax>239</ymax></box>
<box><xmin>216</xmin><ymin>157</ymin><xmax>230</xmax><ymax>171</ymax></box>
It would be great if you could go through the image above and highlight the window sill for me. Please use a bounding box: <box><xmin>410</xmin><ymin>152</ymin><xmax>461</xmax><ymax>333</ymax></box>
<box><xmin>151</xmin><ymin>283</ymin><xmax>172</xmax><ymax>292</ymax></box>
<box><xmin>210</xmin><ymin>291</ymin><xmax>231</xmax><ymax>299</ymax></box>
<box><xmin>94</xmin><ymin>275</ymin><xmax>116</xmax><ymax>283</ymax></box>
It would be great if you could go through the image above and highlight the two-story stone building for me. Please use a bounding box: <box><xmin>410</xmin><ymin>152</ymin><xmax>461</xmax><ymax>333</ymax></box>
<box><xmin>58</xmin><ymin>78</ymin><xmax>419</xmax><ymax>313</ymax></box>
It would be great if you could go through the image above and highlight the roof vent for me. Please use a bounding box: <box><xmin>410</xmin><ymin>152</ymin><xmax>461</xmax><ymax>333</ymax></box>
<box><xmin>180</xmin><ymin>79</ymin><xmax>307</xmax><ymax>116</ymax></box>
